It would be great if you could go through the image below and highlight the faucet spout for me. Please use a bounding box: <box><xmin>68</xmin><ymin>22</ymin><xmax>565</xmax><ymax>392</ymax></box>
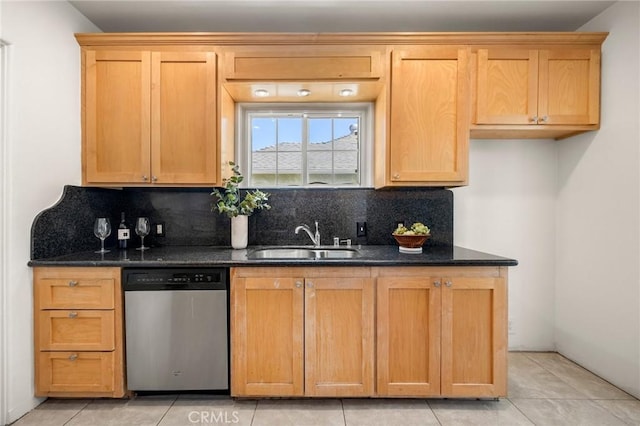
<box><xmin>294</xmin><ymin>221</ymin><xmax>321</xmax><ymax>247</ymax></box>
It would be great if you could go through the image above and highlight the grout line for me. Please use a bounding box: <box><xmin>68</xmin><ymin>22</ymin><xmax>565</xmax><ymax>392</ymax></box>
<box><xmin>506</xmin><ymin>397</ymin><xmax>540</xmax><ymax>425</ymax></box>
<box><xmin>424</xmin><ymin>399</ymin><xmax>444</xmax><ymax>425</ymax></box>
<box><xmin>62</xmin><ymin>398</ymin><xmax>94</xmax><ymax>426</ymax></box>
<box><xmin>154</xmin><ymin>395</ymin><xmax>178</xmax><ymax>426</ymax></box>
<box><xmin>249</xmin><ymin>399</ymin><xmax>258</xmax><ymax>426</ymax></box>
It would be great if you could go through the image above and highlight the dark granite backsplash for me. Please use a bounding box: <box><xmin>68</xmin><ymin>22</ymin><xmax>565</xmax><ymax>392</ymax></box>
<box><xmin>31</xmin><ymin>185</ymin><xmax>453</xmax><ymax>259</ymax></box>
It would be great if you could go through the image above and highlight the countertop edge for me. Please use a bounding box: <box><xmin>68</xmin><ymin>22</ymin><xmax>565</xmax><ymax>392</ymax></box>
<box><xmin>28</xmin><ymin>245</ymin><xmax>518</xmax><ymax>268</ymax></box>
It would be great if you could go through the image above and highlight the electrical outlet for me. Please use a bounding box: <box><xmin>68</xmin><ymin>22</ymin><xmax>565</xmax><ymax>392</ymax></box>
<box><xmin>356</xmin><ymin>221</ymin><xmax>367</xmax><ymax>237</ymax></box>
<box><xmin>153</xmin><ymin>222</ymin><xmax>166</xmax><ymax>237</ymax></box>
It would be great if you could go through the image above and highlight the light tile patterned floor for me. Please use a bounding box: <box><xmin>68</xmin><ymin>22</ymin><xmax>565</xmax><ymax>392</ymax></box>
<box><xmin>12</xmin><ymin>352</ymin><xmax>640</xmax><ymax>426</ymax></box>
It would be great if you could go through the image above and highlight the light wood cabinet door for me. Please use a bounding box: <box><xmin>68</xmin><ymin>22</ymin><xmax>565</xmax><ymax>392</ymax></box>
<box><xmin>38</xmin><ymin>352</ymin><xmax>116</xmax><ymax>395</ymax></box>
<box><xmin>304</xmin><ymin>277</ymin><xmax>374</xmax><ymax>397</ymax></box>
<box><xmin>84</xmin><ymin>50</ymin><xmax>151</xmax><ymax>184</ymax></box>
<box><xmin>440</xmin><ymin>276</ymin><xmax>507</xmax><ymax>397</ymax></box>
<box><xmin>476</xmin><ymin>48</ymin><xmax>538</xmax><ymax>125</ymax></box>
<box><xmin>388</xmin><ymin>46</ymin><xmax>470</xmax><ymax>185</ymax></box>
<box><xmin>35</xmin><ymin>276</ymin><xmax>115</xmax><ymax>310</ymax></box>
<box><xmin>151</xmin><ymin>52</ymin><xmax>218</xmax><ymax>184</ymax></box>
<box><xmin>476</xmin><ymin>48</ymin><xmax>600</xmax><ymax>126</ymax></box>
<box><xmin>224</xmin><ymin>46</ymin><xmax>384</xmax><ymax>80</ymax></box>
<box><xmin>231</xmin><ymin>276</ymin><xmax>304</xmax><ymax>397</ymax></box>
<box><xmin>38</xmin><ymin>310</ymin><xmax>115</xmax><ymax>351</ymax></box>
<box><xmin>376</xmin><ymin>276</ymin><xmax>441</xmax><ymax>396</ymax></box>
<box><xmin>539</xmin><ymin>48</ymin><xmax>600</xmax><ymax>125</ymax></box>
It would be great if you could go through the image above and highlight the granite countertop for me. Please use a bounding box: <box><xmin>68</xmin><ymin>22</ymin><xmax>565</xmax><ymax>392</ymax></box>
<box><xmin>28</xmin><ymin>245</ymin><xmax>517</xmax><ymax>268</ymax></box>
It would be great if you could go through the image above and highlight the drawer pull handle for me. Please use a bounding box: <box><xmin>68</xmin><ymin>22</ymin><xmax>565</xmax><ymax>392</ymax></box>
<box><xmin>68</xmin><ymin>354</ymin><xmax>78</xmax><ymax>361</ymax></box>
<box><xmin>434</xmin><ymin>281</ymin><xmax>441</xmax><ymax>287</ymax></box>
<box><xmin>68</xmin><ymin>312</ymin><xmax>78</xmax><ymax>319</ymax></box>
<box><xmin>445</xmin><ymin>281</ymin><xmax>452</xmax><ymax>287</ymax></box>
<box><xmin>68</xmin><ymin>280</ymin><xmax>78</xmax><ymax>287</ymax></box>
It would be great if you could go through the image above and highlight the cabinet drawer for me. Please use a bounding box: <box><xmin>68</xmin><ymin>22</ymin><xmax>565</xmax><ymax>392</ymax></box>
<box><xmin>37</xmin><ymin>351</ymin><xmax>115</xmax><ymax>395</ymax></box>
<box><xmin>39</xmin><ymin>310</ymin><xmax>115</xmax><ymax>351</ymax></box>
<box><xmin>36</xmin><ymin>277</ymin><xmax>115</xmax><ymax>309</ymax></box>
<box><xmin>224</xmin><ymin>47</ymin><xmax>384</xmax><ymax>80</ymax></box>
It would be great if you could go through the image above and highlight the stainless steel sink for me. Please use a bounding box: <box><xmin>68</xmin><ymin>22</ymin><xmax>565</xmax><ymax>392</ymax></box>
<box><xmin>248</xmin><ymin>247</ymin><xmax>359</xmax><ymax>260</ymax></box>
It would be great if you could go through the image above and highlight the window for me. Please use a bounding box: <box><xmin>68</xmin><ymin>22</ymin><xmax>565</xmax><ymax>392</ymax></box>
<box><xmin>237</xmin><ymin>104</ymin><xmax>372</xmax><ymax>187</ymax></box>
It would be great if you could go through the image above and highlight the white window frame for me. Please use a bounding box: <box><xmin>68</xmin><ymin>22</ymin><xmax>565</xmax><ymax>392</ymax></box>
<box><xmin>236</xmin><ymin>102</ymin><xmax>373</xmax><ymax>188</ymax></box>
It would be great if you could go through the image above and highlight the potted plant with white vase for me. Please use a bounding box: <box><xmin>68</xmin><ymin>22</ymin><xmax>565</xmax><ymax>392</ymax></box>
<box><xmin>211</xmin><ymin>162</ymin><xmax>271</xmax><ymax>249</ymax></box>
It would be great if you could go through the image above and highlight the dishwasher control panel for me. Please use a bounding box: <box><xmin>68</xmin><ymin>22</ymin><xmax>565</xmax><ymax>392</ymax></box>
<box><xmin>122</xmin><ymin>268</ymin><xmax>228</xmax><ymax>291</ymax></box>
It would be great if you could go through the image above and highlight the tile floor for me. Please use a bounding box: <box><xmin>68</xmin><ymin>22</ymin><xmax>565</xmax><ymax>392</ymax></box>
<box><xmin>12</xmin><ymin>352</ymin><xmax>640</xmax><ymax>426</ymax></box>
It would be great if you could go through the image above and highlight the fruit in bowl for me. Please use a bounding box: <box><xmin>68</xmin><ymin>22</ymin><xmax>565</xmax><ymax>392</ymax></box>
<box><xmin>393</xmin><ymin>222</ymin><xmax>431</xmax><ymax>250</ymax></box>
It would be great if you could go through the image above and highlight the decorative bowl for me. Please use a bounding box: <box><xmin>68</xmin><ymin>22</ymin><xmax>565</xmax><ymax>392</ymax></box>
<box><xmin>393</xmin><ymin>234</ymin><xmax>430</xmax><ymax>249</ymax></box>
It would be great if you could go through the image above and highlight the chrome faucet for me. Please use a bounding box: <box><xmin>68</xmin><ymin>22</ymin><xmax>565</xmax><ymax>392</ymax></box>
<box><xmin>295</xmin><ymin>221</ymin><xmax>321</xmax><ymax>247</ymax></box>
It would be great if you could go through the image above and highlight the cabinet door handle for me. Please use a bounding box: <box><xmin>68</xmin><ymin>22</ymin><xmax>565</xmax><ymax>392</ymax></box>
<box><xmin>68</xmin><ymin>311</ymin><xmax>78</xmax><ymax>318</ymax></box>
<box><xmin>68</xmin><ymin>280</ymin><xmax>78</xmax><ymax>287</ymax></box>
<box><xmin>295</xmin><ymin>281</ymin><xmax>302</xmax><ymax>288</ymax></box>
<box><xmin>392</xmin><ymin>173</ymin><xmax>400</xmax><ymax>180</ymax></box>
<box><xmin>152</xmin><ymin>176</ymin><xmax>158</xmax><ymax>182</ymax></box>
<box><xmin>433</xmin><ymin>281</ymin><xmax>441</xmax><ymax>287</ymax></box>
<box><xmin>306</xmin><ymin>281</ymin><xmax>314</xmax><ymax>288</ymax></box>
<box><xmin>142</xmin><ymin>175</ymin><xmax>149</xmax><ymax>182</ymax></box>
<box><xmin>539</xmin><ymin>115</ymin><xmax>548</xmax><ymax>123</ymax></box>
<box><xmin>445</xmin><ymin>281</ymin><xmax>452</xmax><ymax>287</ymax></box>
<box><xmin>68</xmin><ymin>354</ymin><xmax>78</xmax><ymax>361</ymax></box>
<box><xmin>530</xmin><ymin>116</ymin><xmax>538</xmax><ymax>123</ymax></box>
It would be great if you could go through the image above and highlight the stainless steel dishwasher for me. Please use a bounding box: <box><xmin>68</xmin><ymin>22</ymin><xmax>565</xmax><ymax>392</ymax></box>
<box><xmin>123</xmin><ymin>268</ymin><xmax>228</xmax><ymax>392</ymax></box>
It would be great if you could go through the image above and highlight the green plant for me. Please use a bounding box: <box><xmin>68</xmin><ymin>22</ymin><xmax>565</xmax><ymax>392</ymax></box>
<box><xmin>211</xmin><ymin>162</ymin><xmax>271</xmax><ymax>218</ymax></box>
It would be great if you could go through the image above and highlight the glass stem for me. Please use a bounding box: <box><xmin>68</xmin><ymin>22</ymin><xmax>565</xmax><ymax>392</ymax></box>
<box><xmin>101</xmin><ymin>238</ymin><xmax>105</xmax><ymax>252</ymax></box>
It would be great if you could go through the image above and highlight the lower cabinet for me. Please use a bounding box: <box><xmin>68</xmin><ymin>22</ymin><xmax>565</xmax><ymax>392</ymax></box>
<box><xmin>33</xmin><ymin>267</ymin><xmax>125</xmax><ymax>398</ymax></box>
<box><xmin>231</xmin><ymin>266</ymin><xmax>507</xmax><ymax>398</ymax></box>
<box><xmin>230</xmin><ymin>267</ymin><xmax>374</xmax><ymax>397</ymax></box>
<box><xmin>377</xmin><ymin>267</ymin><xmax>508</xmax><ymax>398</ymax></box>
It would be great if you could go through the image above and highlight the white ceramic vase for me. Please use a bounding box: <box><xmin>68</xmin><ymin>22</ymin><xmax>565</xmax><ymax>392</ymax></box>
<box><xmin>231</xmin><ymin>215</ymin><xmax>248</xmax><ymax>249</ymax></box>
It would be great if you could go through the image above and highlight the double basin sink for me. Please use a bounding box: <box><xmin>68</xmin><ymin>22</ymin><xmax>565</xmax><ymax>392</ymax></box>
<box><xmin>248</xmin><ymin>246</ymin><xmax>359</xmax><ymax>260</ymax></box>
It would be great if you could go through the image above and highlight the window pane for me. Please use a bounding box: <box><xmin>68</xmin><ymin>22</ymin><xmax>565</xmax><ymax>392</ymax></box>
<box><xmin>252</xmin><ymin>173</ymin><xmax>277</xmax><ymax>186</ymax></box>
<box><xmin>278</xmin><ymin>152</ymin><xmax>302</xmax><ymax>186</ymax></box>
<box><xmin>335</xmin><ymin>151</ymin><xmax>359</xmax><ymax>174</ymax></box>
<box><xmin>307</xmin><ymin>151</ymin><xmax>333</xmax><ymax>171</ymax></box>
<box><xmin>251</xmin><ymin>117</ymin><xmax>276</xmax><ymax>151</ymax></box>
<box><xmin>309</xmin><ymin>118</ymin><xmax>333</xmax><ymax>149</ymax></box>
<box><xmin>335</xmin><ymin>117</ymin><xmax>358</xmax><ymax>139</ymax></box>
<box><xmin>277</xmin><ymin>117</ymin><xmax>302</xmax><ymax>150</ymax></box>
<box><xmin>252</xmin><ymin>152</ymin><xmax>276</xmax><ymax>174</ymax></box>
<box><xmin>335</xmin><ymin>172</ymin><xmax>360</xmax><ymax>186</ymax></box>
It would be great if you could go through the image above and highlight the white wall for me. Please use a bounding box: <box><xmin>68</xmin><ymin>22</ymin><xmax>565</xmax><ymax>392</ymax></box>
<box><xmin>453</xmin><ymin>140</ymin><xmax>558</xmax><ymax>351</ymax></box>
<box><xmin>0</xmin><ymin>2</ymin><xmax>99</xmax><ymax>423</ymax></box>
<box><xmin>556</xmin><ymin>1</ymin><xmax>640</xmax><ymax>398</ymax></box>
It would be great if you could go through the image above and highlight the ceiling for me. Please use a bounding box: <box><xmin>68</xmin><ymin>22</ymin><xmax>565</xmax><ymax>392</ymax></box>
<box><xmin>69</xmin><ymin>0</ymin><xmax>615</xmax><ymax>33</ymax></box>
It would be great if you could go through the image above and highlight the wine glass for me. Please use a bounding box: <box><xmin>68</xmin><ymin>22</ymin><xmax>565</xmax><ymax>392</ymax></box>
<box><xmin>93</xmin><ymin>218</ymin><xmax>111</xmax><ymax>253</ymax></box>
<box><xmin>135</xmin><ymin>217</ymin><xmax>151</xmax><ymax>250</ymax></box>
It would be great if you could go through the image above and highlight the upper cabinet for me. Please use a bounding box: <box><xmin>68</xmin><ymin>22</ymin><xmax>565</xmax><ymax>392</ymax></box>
<box><xmin>76</xmin><ymin>32</ymin><xmax>607</xmax><ymax>188</ymax></box>
<box><xmin>471</xmin><ymin>43</ymin><xmax>604</xmax><ymax>140</ymax></box>
<box><xmin>378</xmin><ymin>46</ymin><xmax>470</xmax><ymax>187</ymax></box>
<box><xmin>223</xmin><ymin>46</ymin><xmax>385</xmax><ymax>80</ymax></box>
<box><xmin>83</xmin><ymin>48</ymin><xmax>218</xmax><ymax>186</ymax></box>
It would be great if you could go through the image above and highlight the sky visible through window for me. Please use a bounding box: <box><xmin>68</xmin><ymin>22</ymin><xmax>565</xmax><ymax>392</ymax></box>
<box><xmin>251</xmin><ymin>117</ymin><xmax>356</xmax><ymax>151</ymax></box>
